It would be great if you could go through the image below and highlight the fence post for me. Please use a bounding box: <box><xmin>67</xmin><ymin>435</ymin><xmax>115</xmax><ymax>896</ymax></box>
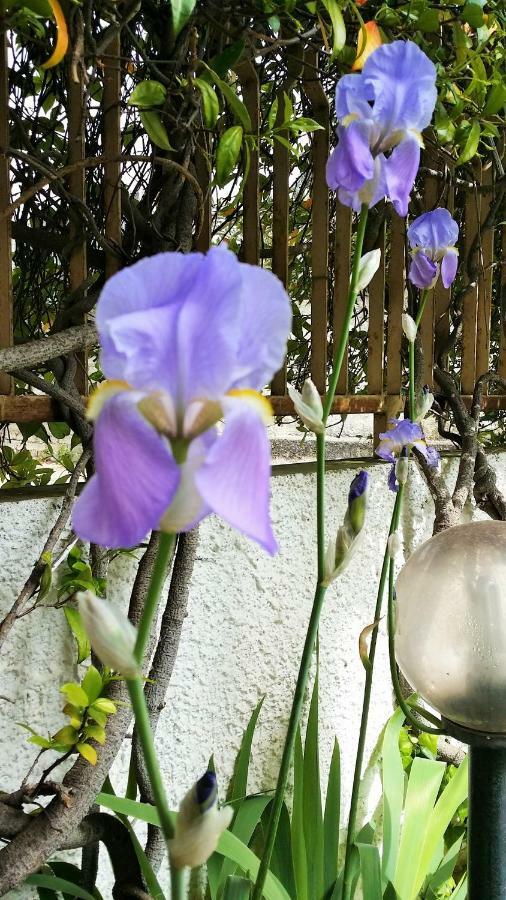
<box><xmin>0</xmin><ymin>30</ymin><xmax>13</xmax><ymax>396</ymax></box>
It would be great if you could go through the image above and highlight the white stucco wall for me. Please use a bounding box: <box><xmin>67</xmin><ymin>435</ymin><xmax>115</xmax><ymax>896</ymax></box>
<box><xmin>1</xmin><ymin>423</ymin><xmax>504</xmax><ymax>897</ymax></box>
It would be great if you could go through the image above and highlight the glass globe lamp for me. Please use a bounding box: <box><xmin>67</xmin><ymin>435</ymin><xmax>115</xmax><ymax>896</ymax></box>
<box><xmin>395</xmin><ymin>520</ymin><xmax>506</xmax><ymax>734</ymax></box>
<box><xmin>395</xmin><ymin>520</ymin><xmax>506</xmax><ymax>900</ymax></box>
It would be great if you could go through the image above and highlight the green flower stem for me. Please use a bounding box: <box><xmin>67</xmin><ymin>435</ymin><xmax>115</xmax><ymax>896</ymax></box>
<box><xmin>252</xmin><ymin>205</ymin><xmax>369</xmax><ymax>900</ymax></box>
<box><xmin>135</xmin><ymin>531</ymin><xmax>176</xmax><ymax>665</ymax></box>
<box><xmin>408</xmin><ymin>288</ymin><xmax>429</xmax><ymax>423</ymax></box>
<box><xmin>127</xmin><ymin>676</ymin><xmax>185</xmax><ymax>900</ymax></box>
<box><xmin>127</xmin><ymin>532</ymin><xmax>182</xmax><ymax>897</ymax></box>
<box><xmin>341</xmin><ymin>489</ymin><xmax>403</xmax><ymax>900</ymax></box>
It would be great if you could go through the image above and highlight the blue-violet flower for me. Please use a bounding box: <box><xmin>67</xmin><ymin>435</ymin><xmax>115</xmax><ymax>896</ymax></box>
<box><xmin>72</xmin><ymin>247</ymin><xmax>292</xmax><ymax>553</ymax></box>
<box><xmin>326</xmin><ymin>41</ymin><xmax>437</xmax><ymax>216</ymax></box>
<box><xmin>407</xmin><ymin>208</ymin><xmax>459</xmax><ymax>289</ymax></box>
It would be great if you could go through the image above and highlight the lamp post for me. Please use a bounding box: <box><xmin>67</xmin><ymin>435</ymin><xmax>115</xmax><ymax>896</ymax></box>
<box><xmin>394</xmin><ymin>520</ymin><xmax>506</xmax><ymax>899</ymax></box>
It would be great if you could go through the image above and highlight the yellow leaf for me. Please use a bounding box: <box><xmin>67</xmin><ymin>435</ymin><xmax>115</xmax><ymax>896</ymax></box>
<box><xmin>41</xmin><ymin>0</ymin><xmax>69</xmax><ymax>70</ymax></box>
<box><xmin>77</xmin><ymin>742</ymin><xmax>98</xmax><ymax>766</ymax></box>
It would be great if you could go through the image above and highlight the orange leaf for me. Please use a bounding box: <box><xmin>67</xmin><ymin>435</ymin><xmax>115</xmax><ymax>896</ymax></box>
<box><xmin>352</xmin><ymin>21</ymin><xmax>382</xmax><ymax>72</ymax></box>
<box><xmin>41</xmin><ymin>0</ymin><xmax>69</xmax><ymax>70</ymax></box>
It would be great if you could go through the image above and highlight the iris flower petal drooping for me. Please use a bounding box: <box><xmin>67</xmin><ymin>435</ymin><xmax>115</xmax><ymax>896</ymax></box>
<box><xmin>407</xmin><ymin>208</ymin><xmax>459</xmax><ymax>289</ymax></box>
<box><xmin>73</xmin><ymin>247</ymin><xmax>292</xmax><ymax>553</ymax></box>
<box><xmin>326</xmin><ymin>41</ymin><xmax>437</xmax><ymax>216</ymax></box>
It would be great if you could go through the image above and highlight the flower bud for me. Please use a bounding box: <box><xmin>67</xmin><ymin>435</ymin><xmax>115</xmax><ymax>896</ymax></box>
<box><xmin>170</xmin><ymin>771</ymin><xmax>233</xmax><ymax>869</ymax></box>
<box><xmin>388</xmin><ymin>532</ymin><xmax>402</xmax><ymax>559</ymax></box>
<box><xmin>323</xmin><ymin>471</ymin><xmax>369</xmax><ymax>585</ymax></box>
<box><xmin>402</xmin><ymin>313</ymin><xmax>417</xmax><ymax>343</ymax></box>
<box><xmin>288</xmin><ymin>379</ymin><xmax>324</xmax><ymax>434</ymax></box>
<box><xmin>355</xmin><ymin>248</ymin><xmax>381</xmax><ymax>292</ymax></box>
<box><xmin>395</xmin><ymin>454</ymin><xmax>409</xmax><ymax>486</ymax></box>
<box><xmin>345</xmin><ymin>470</ymin><xmax>369</xmax><ymax>536</ymax></box>
<box><xmin>415</xmin><ymin>385</ymin><xmax>434</xmax><ymax>422</ymax></box>
<box><xmin>77</xmin><ymin>591</ymin><xmax>139</xmax><ymax>679</ymax></box>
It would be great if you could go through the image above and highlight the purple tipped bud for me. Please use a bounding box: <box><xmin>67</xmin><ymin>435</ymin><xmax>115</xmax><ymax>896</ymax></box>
<box><xmin>347</xmin><ymin>470</ymin><xmax>369</xmax><ymax>536</ymax></box>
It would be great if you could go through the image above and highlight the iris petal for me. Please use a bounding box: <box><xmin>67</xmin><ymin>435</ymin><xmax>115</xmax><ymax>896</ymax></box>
<box><xmin>407</xmin><ymin>208</ymin><xmax>459</xmax><ymax>254</ymax></box>
<box><xmin>408</xmin><ymin>252</ymin><xmax>438</xmax><ymax>289</ymax></box>
<box><xmin>73</xmin><ymin>392</ymin><xmax>180</xmax><ymax>549</ymax></box>
<box><xmin>326</xmin><ymin>121</ymin><xmax>375</xmax><ymax>192</ymax></box>
<box><xmin>230</xmin><ymin>264</ymin><xmax>293</xmax><ymax>391</ymax></box>
<box><xmin>383</xmin><ymin>135</ymin><xmax>421</xmax><ymax>217</ymax></box>
<box><xmin>441</xmin><ymin>247</ymin><xmax>459</xmax><ymax>289</ymax></box>
<box><xmin>363</xmin><ymin>40</ymin><xmax>437</xmax><ymax>134</ymax></box>
<box><xmin>195</xmin><ymin>401</ymin><xmax>277</xmax><ymax>554</ymax></box>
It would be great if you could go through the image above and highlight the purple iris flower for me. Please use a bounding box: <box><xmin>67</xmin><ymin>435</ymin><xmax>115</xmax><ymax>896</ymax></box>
<box><xmin>376</xmin><ymin>418</ymin><xmax>439</xmax><ymax>491</ymax></box>
<box><xmin>72</xmin><ymin>246</ymin><xmax>292</xmax><ymax>553</ymax></box>
<box><xmin>326</xmin><ymin>41</ymin><xmax>437</xmax><ymax>216</ymax></box>
<box><xmin>407</xmin><ymin>208</ymin><xmax>459</xmax><ymax>289</ymax></box>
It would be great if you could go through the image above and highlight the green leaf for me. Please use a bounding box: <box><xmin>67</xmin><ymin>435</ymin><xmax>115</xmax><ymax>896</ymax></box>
<box><xmin>322</xmin><ymin>0</ymin><xmax>346</xmax><ymax>55</ymax></box>
<box><xmin>412</xmin><ymin>755</ymin><xmax>469</xmax><ymax>896</ymax></box>
<box><xmin>76</xmin><ymin>742</ymin><xmax>98</xmax><ymax>765</ymax></box>
<box><xmin>218</xmin><ymin>795</ymin><xmax>272</xmax><ymax>889</ymax></box>
<box><xmin>38</xmin><ymin>556</ymin><xmax>52</xmax><ymax>603</ymax></box>
<box><xmin>270</xmin><ymin>802</ymin><xmax>296</xmax><ymax>898</ymax></box>
<box><xmin>461</xmin><ymin>0</ymin><xmax>485</xmax><ymax>28</ymax></box>
<box><xmin>84</xmin><ymin>723</ymin><xmax>106</xmax><ymax>745</ymax></box>
<box><xmin>170</xmin><ymin>0</ymin><xmax>197</xmax><ymax>37</ymax></box>
<box><xmin>228</xmin><ymin>697</ymin><xmax>264</xmax><ymax>801</ymax></box>
<box><xmin>484</xmin><ymin>81</ymin><xmax>506</xmax><ymax>115</ymax></box>
<box><xmin>416</xmin><ymin>8</ymin><xmax>440</xmax><ymax>32</ymax></box>
<box><xmin>48</xmin><ymin>421</ymin><xmax>71</xmax><ymax>439</ymax></box>
<box><xmin>456</xmin><ymin>120</ymin><xmax>480</xmax><ymax>164</ymax></box>
<box><xmin>140</xmin><ymin>110</ymin><xmax>174</xmax><ymax>151</ymax></box>
<box><xmin>393</xmin><ymin>757</ymin><xmax>446</xmax><ymax>898</ymax></box>
<box><xmin>60</xmin><ymin>682</ymin><xmax>89</xmax><ymax>708</ymax></box>
<box><xmin>222</xmin><ymin>875</ymin><xmax>252</xmax><ymax>899</ymax></box>
<box><xmin>206</xmin><ymin>69</ymin><xmax>252</xmax><ymax>131</ymax></box>
<box><xmin>288</xmin><ymin>117</ymin><xmax>324</xmax><ymax>133</ymax></box>
<box><xmin>127</xmin><ymin>80</ymin><xmax>167</xmax><ymax>109</ymax></box>
<box><xmin>100</xmin><ymin>778</ymin><xmax>165</xmax><ymax>900</ymax></box>
<box><xmin>91</xmin><ymin>697</ymin><xmax>117</xmax><ymax>715</ymax></box>
<box><xmin>208</xmin><ymin>41</ymin><xmax>245</xmax><ymax>79</ymax></box>
<box><xmin>194</xmin><ymin>77</ymin><xmax>220</xmax><ymax>129</ymax></box>
<box><xmin>323</xmin><ymin>738</ymin><xmax>341</xmax><ymax>897</ymax></box>
<box><xmin>381</xmin><ymin>707</ymin><xmax>406</xmax><ymax>885</ymax></box>
<box><xmin>216</xmin><ymin>126</ymin><xmax>243</xmax><ymax>187</ymax></box>
<box><xmin>356</xmin><ymin>843</ymin><xmax>382</xmax><ymax>898</ymax></box>
<box><xmin>291</xmin><ymin>730</ymin><xmax>308</xmax><ymax>900</ymax></box>
<box><xmin>303</xmin><ymin>676</ymin><xmax>324</xmax><ymax>899</ymax></box>
<box><xmin>26</xmin><ymin>874</ymin><xmax>96</xmax><ymax>900</ymax></box>
<box><xmin>426</xmin><ymin>834</ymin><xmax>464</xmax><ymax>892</ymax></box>
<box><xmin>64</xmin><ymin>608</ymin><xmax>91</xmax><ymax>664</ymax></box>
<box><xmin>267</xmin><ymin>97</ymin><xmax>278</xmax><ymax>131</ymax></box>
<box><xmin>96</xmin><ymin>793</ymin><xmax>290</xmax><ymax>900</ymax></box>
<box><xmin>81</xmin><ymin>665</ymin><xmax>103</xmax><ymax>704</ymax></box>
<box><xmin>52</xmin><ymin>725</ymin><xmax>78</xmax><ymax>747</ymax></box>
<box><xmin>28</xmin><ymin>734</ymin><xmax>53</xmax><ymax>749</ymax></box>
<box><xmin>87</xmin><ymin>706</ymin><xmax>107</xmax><ymax>727</ymax></box>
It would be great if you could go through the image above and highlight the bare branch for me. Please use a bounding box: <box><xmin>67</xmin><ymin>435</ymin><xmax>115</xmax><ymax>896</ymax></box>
<box><xmin>133</xmin><ymin>529</ymin><xmax>199</xmax><ymax>869</ymax></box>
<box><xmin>0</xmin><ymin>325</ymin><xmax>98</xmax><ymax>373</ymax></box>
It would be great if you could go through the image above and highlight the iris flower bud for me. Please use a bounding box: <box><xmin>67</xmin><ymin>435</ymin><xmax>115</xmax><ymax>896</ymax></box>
<box><xmin>402</xmin><ymin>313</ymin><xmax>418</xmax><ymax>343</ymax></box>
<box><xmin>169</xmin><ymin>771</ymin><xmax>233</xmax><ymax>869</ymax></box>
<box><xmin>415</xmin><ymin>385</ymin><xmax>434</xmax><ymax>422</ymax></box>
<box><xmin>395</xmin><ymin>454</ymin><xmax>409</xmax><ymax>486</ymax></box>
<box><xmin>323</xmin><ymin>471</ymin><xmax>369</xmax><ymax>585</ymax></box>
<box><xmin>288</xmin><ymin>378</ymin><xmax>324</xmax><ymax>434</ymax></box>
<box><xmin>77</xmin><ymin>591</ymin><xmax>139</xmax><ymax>679</ymax></box>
